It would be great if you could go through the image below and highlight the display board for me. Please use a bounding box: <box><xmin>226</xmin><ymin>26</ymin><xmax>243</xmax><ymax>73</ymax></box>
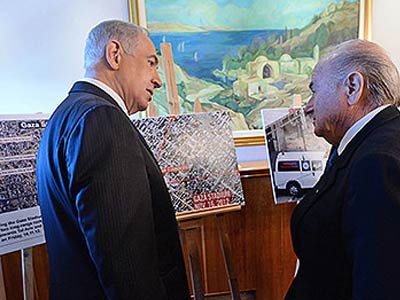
<box><xmin>0</xmin><ymin>110</ymin><xmax>244</xmax><ymax>254</ymax></box>
<box><xmin>261</xmin><ymin>108</ymin><xmax>330</xmax><ymax>204</ymax></box>
<box><xmin>133</xmin><ymin>111</ymin><xmax>245</xmax><ymax>213</ymax></box>
<box><xmin>0</xmin><ymin>115</ymin><xmax>47</xmax><ymax>255</ymax></box>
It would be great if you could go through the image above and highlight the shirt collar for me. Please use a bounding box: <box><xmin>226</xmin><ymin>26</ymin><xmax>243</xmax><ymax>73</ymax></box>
<box><xmin>337</xmin><ymin>104</ymin><xmax>390</xmax><ymax>155</ymax></box>
<box><xmin>79</xmin><ymin>78</ymin><xmax>129</xmax><ymax>116</ymax></box>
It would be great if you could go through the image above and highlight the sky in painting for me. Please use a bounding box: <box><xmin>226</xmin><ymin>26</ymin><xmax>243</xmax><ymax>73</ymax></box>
<box><xmin>145</xmin><ymin>0</ymin><xmax>358</xmax><ymax>30</ymax></box>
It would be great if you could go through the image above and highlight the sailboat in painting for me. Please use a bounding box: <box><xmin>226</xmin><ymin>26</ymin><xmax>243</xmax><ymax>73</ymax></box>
<box><xmin>177</xmin><ymin>41</ymin><xmax>185</xmax><ymax>52</ymax></box>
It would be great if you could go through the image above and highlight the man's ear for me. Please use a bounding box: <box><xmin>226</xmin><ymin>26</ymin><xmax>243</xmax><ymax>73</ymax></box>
<box><xmin>344</xmin><ymin>71</ymin><xmax>364</xmax><ymax>106</ymax></box>
<box><xmin>105</xmin><ymin>40</ymin><xmax>122</xmax><ymax>70</ymax></box>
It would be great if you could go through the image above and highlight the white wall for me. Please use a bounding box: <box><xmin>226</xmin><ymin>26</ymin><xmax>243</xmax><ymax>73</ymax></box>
<box><xmin>372</xmin><ymin>0</ymin><xmax>400</xmax><ymax>68</ymax></box>
<box><xmin>1</xmin><ymin>0</ymin><xmax>399</xmax><ymax>115</ymax></box>
<box><xmin>0</xmin><ymin>0</ymin><xmax>128</xmax><ymax>115</ymax></box>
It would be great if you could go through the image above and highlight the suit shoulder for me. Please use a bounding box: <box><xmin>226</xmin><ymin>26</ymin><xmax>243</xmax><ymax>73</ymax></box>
<box><xmin>49</xmin><ymin>92</ymin><xmax>124</xmax><ymax>124</ymax></box>
<box><xmin>42</xmin><ymin>92</ymin><xmax>130</xmax><ymax>147</ymax></box>
<box><xmin>60</xmin><ymin>92</ymin><xmax>116</xmax><ymax>114</ymax></box>
<box><xmin>364</xmin><ymin>117</ymin><xmax>400</xmax><ymax>148</ymax></box>
<box><xmin>354</xmin><ymin>118</ymin><xmax>400</xmax><ymax>165</ymax></box>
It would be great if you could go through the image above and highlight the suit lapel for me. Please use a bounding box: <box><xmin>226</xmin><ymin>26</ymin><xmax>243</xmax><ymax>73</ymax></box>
<box><xmin>130</xmin><ymin>122</ymin><xmax>160</xmax><ymax>162</ymax></box>
<box><xmin>292</xmin><ymin>106</ymin><xmax>400</xmax><ymax>232</ymax></box>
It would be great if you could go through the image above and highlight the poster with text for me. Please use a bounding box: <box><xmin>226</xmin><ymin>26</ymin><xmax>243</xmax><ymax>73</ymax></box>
<box><xmin>133</xmin><ymin>111</ymin><xmax>245</xmax><ymax>213</ymax></box>
<box><xmin>0</xmin><ymin>115</ymin><xmax>48</xmax><ymax>254</ymax></box>
<box><xmin>261</xmin><ymin>108</ymin><xmax>330</xmax><ymax>204</ymax></box>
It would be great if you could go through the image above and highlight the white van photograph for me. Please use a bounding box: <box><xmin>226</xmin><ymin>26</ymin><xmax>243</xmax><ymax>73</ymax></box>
<box><xmin>273</xmin><ymin>151</ymin><xmax>327</xmax><ymax>198</ymax></box>
<box><xmin>262</xmin><ymin>108</ymin><xmax>330</xmax><ymax>204</ymax></box>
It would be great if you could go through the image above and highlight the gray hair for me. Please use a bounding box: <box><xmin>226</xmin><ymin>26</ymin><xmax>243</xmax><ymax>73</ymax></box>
<box><xmin>317</xmin><ymin>39</ymin><xmax>400</xmax><ymax>106</ymax></box>
<box><xmin>84</xmin><ymin>20</ymin><xmax>149</xmax><ymax>70</ymax></box>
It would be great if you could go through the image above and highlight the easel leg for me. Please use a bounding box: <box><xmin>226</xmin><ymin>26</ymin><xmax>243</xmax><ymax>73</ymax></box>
<box><xmin>216</xmin><ymin>214</ymin><xmax>241</xmax><ymax>300</ymax></box>
<box><xmin>0</xmin><ymin>256</ymin><xmax>7</xmax><ymax>299</ymax></box>
<box><xmin>21</xmin><ymin>248</ymin><xmax>35</xmax><ymax>300</ymax></box>
<box><xmin>184</xmin><ymin>228</ymin><xmax>205</xmax><ymax>300</ymax></box>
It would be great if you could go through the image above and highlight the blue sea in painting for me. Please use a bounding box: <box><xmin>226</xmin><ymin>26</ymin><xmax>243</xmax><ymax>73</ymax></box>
<box><xmin>150</xmin><ymin>30</ymin><xmax>284</xmax><ymax>84</ymax></box>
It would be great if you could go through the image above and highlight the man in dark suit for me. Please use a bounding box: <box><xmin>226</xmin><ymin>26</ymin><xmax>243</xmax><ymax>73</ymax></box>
<box><xmin>286</xmin><ymin>39</ymin><xmax>400</xmax><ymax>300</ymax></box>
<box><xmin>36</xmin><ymin>20</ymin><xmax>190</xmax><ymax>299</ymax></box>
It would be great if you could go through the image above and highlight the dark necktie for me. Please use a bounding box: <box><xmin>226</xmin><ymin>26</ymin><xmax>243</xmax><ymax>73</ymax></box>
<box><xmin>325</xmin><ymin>146</ymin><xmax>338</xmax><ymax>172</ymax></box>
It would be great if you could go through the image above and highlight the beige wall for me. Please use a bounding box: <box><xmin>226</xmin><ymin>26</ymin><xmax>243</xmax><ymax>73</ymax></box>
<box><xmin>0</xmin><ymin>0</ymin><xmax>129</xmax><ymax>115</ymax></box>
<box><xmin>0</xmin><ymin>0</ymin><xmax>398</xmax><ymax>115</ymax></box>
<box><xmin>372</xmin><ymin>0</ymin><xmax>400</xmax><ymax>68</ymax></box>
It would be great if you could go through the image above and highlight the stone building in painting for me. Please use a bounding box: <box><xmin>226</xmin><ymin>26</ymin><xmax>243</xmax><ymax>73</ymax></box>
<box><xmin>233</xmin><ymin>45</ymin><xmax>320</xmax><ymax>100</ymax></box>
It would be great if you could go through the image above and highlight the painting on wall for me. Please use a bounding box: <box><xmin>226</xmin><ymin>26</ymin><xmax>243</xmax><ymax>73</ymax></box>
<box><xmin>129</xmin><ymin>0</ymin><xmax>370</xmax><ymax>144</ymax></box>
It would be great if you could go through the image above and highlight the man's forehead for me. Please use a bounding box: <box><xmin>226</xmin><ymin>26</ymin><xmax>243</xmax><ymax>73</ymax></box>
<box><xmin>310</xmin><ymin>73</ymin><xmax>319</xmax><ymax>87</ymax></box>
<box><xmin>311</xmin><ymin>63</ymin><xmax>326</xmax><ymax>83</ymax></box>
<box><xmin>136</xmin><ymin>34</ymin><xmax>156</xmax><ymax>51</ymax></box>
<box><xmin>313</xmin><ymin>62</ymin><xmax>323</xmax><ymax>75</ymax></box>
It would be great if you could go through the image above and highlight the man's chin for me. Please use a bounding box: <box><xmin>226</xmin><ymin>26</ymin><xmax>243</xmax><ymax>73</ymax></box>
<box><xmin>313</xmin><ymin>128</ymin><xmax>323</xmax><ymax>138</ymax></box>
<box><xmin>138</xmin><ymin>106</ymin><xmax>148</xmax><ymax>112</ymax></box>
<box><xmin>129</xmin><ymin>106</ymin><xmax>147</xmax><ymax>115</ymax></box>
<box><xmin>314</xmin><ymin>129</ymin><xmax>332</xmax><ymax>144</ymax></box>
<box><xmin>138</xmin><ymin>100</ymin><xmax>152</xmax><ymax>111</ymax></box>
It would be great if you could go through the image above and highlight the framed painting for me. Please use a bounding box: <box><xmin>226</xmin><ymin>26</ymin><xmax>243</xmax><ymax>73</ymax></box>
<box><xmin>128</xmin><ymin>0</ymin><xmax>371</xmax><ymax>146</ymax></box>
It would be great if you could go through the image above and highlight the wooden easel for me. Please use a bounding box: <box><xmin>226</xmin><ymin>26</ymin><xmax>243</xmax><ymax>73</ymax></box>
<box><xmin>0</xmin><ymin>256</ymin><xmax>7</xmax><ymax>299</ymax></box>
<box><xmin>159</xmin><ymin>42</ymin><xmax>242</xmax><ymax>299</ymax></box>
<box><xmin>177</xmin><ymin>204</ymin><xmax>242</xmax><ymax>300</ymax></box>
<box><xmin>0</xmin><ymin>247</ymin><xmax>35</xmax><ymax>300</ymax></box>
<box><xmin>160</xmin><ymin>43</ymin><xmax>180</xmax><ymax>115</ymax></box>
<box><xmin>21</xmin><ymin>247</ymin><xmax>35</xmax><ymax>300</ymax></box>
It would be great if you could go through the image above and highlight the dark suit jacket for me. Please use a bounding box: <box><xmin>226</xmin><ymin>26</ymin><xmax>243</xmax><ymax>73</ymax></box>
<box><xmin>36</xmin><ymin>82</ymin><xmax>189</xmax><ymax>300</ymax></box>
<box><xmin>286</xmin><ymin>106</ymin><xmax>400</xmax><ymax>300</ymax></box>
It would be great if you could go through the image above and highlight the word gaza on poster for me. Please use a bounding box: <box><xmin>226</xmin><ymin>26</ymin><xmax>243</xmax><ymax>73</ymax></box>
<box><xmin>133</xmin><ymin>111</ymin><xmax>245</xmax><ymax>213</ymax></box>
<box><xmin>261</xmin><ymin>108</ymin><xmax>330</xmax><ymax>204</ymax></box>
<box><xmin>0</xmin><ymin>114</ymin><xmax>48</xmax><ymax>255</ymax></box>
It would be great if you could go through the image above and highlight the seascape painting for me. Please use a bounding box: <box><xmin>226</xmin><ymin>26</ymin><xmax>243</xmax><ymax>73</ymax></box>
<box><xmin>142</xmin><ymin>0</ymin><xmax>361</xmax><ymax>132</ymax></box>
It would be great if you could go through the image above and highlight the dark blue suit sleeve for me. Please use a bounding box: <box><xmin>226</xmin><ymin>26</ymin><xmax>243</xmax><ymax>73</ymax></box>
<box><xmin>343</xmin><ymin>153</ymin><xmax>400</xmax><ymax>299</ymax></box>
<box><xmin>65</xmin><ymin>106</ymin><xmax>167</xmax><ymax>299</ymax></box>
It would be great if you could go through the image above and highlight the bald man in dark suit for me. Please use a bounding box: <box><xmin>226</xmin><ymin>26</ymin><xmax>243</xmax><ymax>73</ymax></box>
<box><xmin>286</xmin><ymin>40</ymin><xmax>400</xmax><ymax>300</ymax></box>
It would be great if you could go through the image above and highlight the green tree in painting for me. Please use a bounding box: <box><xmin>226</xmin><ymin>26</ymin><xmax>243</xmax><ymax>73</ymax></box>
<box><xmin>311</xmin><ymin>23</ymin><xmax>329</xmax><ymax>49</ymax></box>
<box><xmin>266</xmin><ymin>46</ymin><xmax>283</xmax><ymax>60</ymax></box>
<box><xmin>221</xmin><ymin>1</ymin><xmax>359</xmax><ymax>73</ymax></box>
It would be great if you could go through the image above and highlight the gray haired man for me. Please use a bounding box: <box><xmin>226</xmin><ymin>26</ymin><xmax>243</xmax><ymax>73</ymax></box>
<box><xmin>37</xmin><ymin>20</ymin><xmax>190</xmax><ymax>300</ymax></box>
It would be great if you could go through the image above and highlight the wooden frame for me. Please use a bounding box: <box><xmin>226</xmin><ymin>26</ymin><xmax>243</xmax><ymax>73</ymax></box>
<box><xmin>128</xmin><ymin>0</ymin><xmax>372</xmax><ymax>147</ymax></box>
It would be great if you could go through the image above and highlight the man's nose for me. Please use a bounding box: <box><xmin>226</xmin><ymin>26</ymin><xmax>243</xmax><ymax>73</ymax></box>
<box><xmin>304</xmin><ymin>97</ymin><xmax>314</xmax><ymax>115</ymax></box>
<box><xmin>153</xmin><ymin>71</ymin><xmax>162</xmax><ymax>89</ymax></box>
